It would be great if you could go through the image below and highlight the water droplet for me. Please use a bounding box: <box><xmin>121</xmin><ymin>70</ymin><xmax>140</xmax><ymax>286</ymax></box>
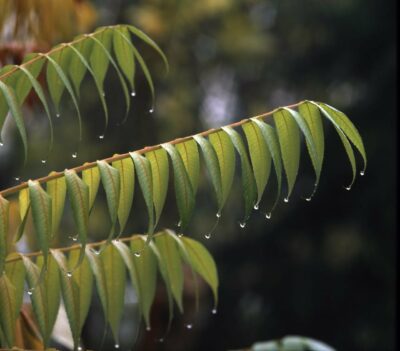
<box><xmin>146</xmin><ymin>326</ymin><xmax>151</xmax><ymax>331</ymax></box>
<box><xmin>178</xmin><ymin>233</ymin><xmax>184</xmax><ymax>238</ymax></box>
<box><xmin>177</xmin><ymin>221</ymin><xmax>182</xmax><ymax>228</ymax></box>
<box><xmin>212</xmin><ymin>308</ymin><xmax>217</xmax><ymax>314</ymax></box>
<box><xmin>130</xmin><ymin>91</ymin><xmax>136</xmax><ymax>97</ymax></box>
<box><xmin>78</xmin><ymin>347</ymin><xmax>83</xmax><ymax>351</ymax></box>
<box><xmin>102</xmin><ymin>92</ymin><xmax>106</xmax><ymax>97</ymax></box>
<box><xmin>134</xmin><ymin>252</ymin><xmax>141</xmax><ymax>258</ymax></box>
<box><xmin>56</xmin><ymin>113</ymin><xmax>61</xmax><ymax>118</ymax></box>
<box><xmin>27</xmin><ymin>289</ymin><xmax>34</xmax><ymax>296</ymax></box>
<box><xmin>0</xmin><ymin>142</ymin><xmax>3</xmax><ymax>147</ymax></box>
<box><xmin>284</xmin><ymin>197</ymin><xmax>289</xmax><ymax>203</ymax></box>
<box><xmin>239</xmin><ymin>222</ymin><xmax>246</xmax><ymax>229</ymax></box>
<box><xmin>149</xmin><ymin>108</ymin><xmax>154</xmax><ymax>114</ymax></box>
<box><xmin>158</xmin><ymin>338</ymin><xmax>164</xmax><ymax>343</ymax></box>
<box><xmin>253</xmin><ymin>204</ymin><xmax>259</xmax><ymax>210</ymax></box>
<box><xmin>114</xmin><ymin>343</ymin><xmax>120</xmax><ymax>349</ymax></box>
<box><xmin>305</xmin><ymin>197</ymin><xmax>312</xmax><ymax>202</ymax></box>
<box><xmin>72</xmin><ymin>152</ymin><xmax>78</xmax><ymax>159</ymax></box>
<box><xmin>66</xmin><ymin>272</ymin><xmax>72</xmax><ymax>278</ymax></box>
<box><xmin>94</xmin><ymin>250</ymin><xmax>101</xmax><ymax>256</ymax></box>
<box><xmin>360</xmin><ymin>170</ymin><xmax>365</xmax><ymax>176</ymax></box>
<box><xmin>14</xmin><ymin>176</ymin><xmax>20</xmax><ymax>181</ymax></box>
<box><xmin>41</xmin><ymin>159</ymin><xmax>47</xmax><ymax>164</ymax></box>
<box><xmin>204</xmin><ymin>233</ymin><xmax>211</xmax><ymax>239</ymax></box>
<box><xmin>345</xmin><ymin>186</ymin><xmax>352</xmax><ymax>191</ymax></box>
<box><xmin>185</xmin><ymin>323</ymin><xmax>193</xmax><ymax>329</ymax></box>
<box><xmin>69</xmin><ymin>235</ymin><xmax>78</xmax><ymax>242</ymax></box>
<box><xmin>98</xmin><ymin>135</ymin><xmax>104</xmax><ymax>140</ymax></box>
<box><xmin>265</xmin><ymin>212</ymin><xmax>272</xmax><ymax>219</ymax></box>
<box><xmin>216</xmin><ymin>212</ymin><xmax>221</xmax><ymax>218</ymax></box>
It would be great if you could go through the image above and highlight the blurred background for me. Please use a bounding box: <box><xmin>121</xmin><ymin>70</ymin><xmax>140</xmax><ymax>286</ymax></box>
<box><xmin>0</xmin><ymin>0</ymin><xmax>396</xmax><ymax>350</ymax></box>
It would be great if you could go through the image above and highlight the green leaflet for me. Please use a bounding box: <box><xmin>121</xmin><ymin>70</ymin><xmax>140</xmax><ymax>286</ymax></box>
<box><xmin>129</xmin><ymin>238</ymin><xmax>157</xmax><ymax>329</ymax></box>
<box><xmin>51</xmin><ymin>249</ymin><xmax>93</xmax><ymax>349</ymax></box>
<box><xmin>44</xmin><ymin>53</ymin><xmax>83</xmax><ymax>141</ymax></box>
<box><xmin>0</xmin><ymin>275</ymin><xmax>17</xmax><ymax>348</ymax></box>
<box><xmin>0</xmin><ymin>195</ymin><xmax>9</xmax><ymax>274</ymax></box>
<box><xmin>242</xmin><ymin>121</ymin><xmax>271</xmax><ymax>207</ymax></box>
<box><xmin>17</xmin><ymin>66</ymin><xmax>54</xmax><ymax>153</ymax></box>
<box><xmin>4</xmin><ymin>253</ymin><xmax>25</xmax><ymax>320</ymax></box>
<box><xmin>146</xmin><ymin>149</ymin><xmax>169</xmax><ymax>226</ymax></box>
<box><xmin>176</xmin><ymin>139</ymin><xmax>200</xmax><ymax>195</ymax></box>
<box><xmin>209</xmin><ymin>130</ymin><xmax>236</xmax><ymax>208</ymax></box>
<box><xmin>89</xmin><ymin>34</ymin><xmax>131</xmax><ymax>119</ymax></box>
<box><xmin>36</xmin><ymin>254</ymin><xmax>61</xmax><ymax>339</ymax></box>
<box><xmin>65</xmin><ymin>170</ymin><xmax>89</xmax><ymax>270</ymax></box>
<box><xmin>90</xmin><ymin>29</ymin><xmax>112</xmax><ymax>90</ymax></box>
<box><xmin>66</xmin><ymin>43</ymin><xmax>109</xmax><ymax>134</ymax></box>
<box><xmin>130</xmin><ymin>152</ymin><xmax>155</xmax><ymax>238</ymax></box>
<box><xmin>46</xmin><ymin>173</ymin><xmax>66</xmax><ymax>240</ymax></box>
<box><xmin>250</xmin><ymin>119</ymin><xmax>283</xmax><ymax>212</ymax></box>
<box><xmin>97</xmin><ymin>160</ymin><xmax>121</xmax><ymax>241</ymax></box>
<box><xmin>127</xmin><ymin>25</ymin><xmax>169</xmax><ymax>72</ymax></box>
<box><xmin>162</xmin><ymin>143</ymin><xmax>195</xmax><ymax>230</ymax></box>
<box><xmin>28</xmin><ymin>180</ymin><xmax>52</xmax><ymax>272</ymax></box>
<box><xmin>0</xmin><ymin>80</ymin><xmax>27</xmax><ymax>162</ymax></box>
<box><xmin>16</xmin><ymin>187</ymin><xmax>30</xmax><ymax>242</ymax></box>
<box><xmin>82</xmin><ymin>164</ymin><xmax>100</xmax><ymax>212</ymax></box>
<box><xmin>284</xmin><ymin>107</ymin><xmax>321</xmax><ymax>198</ymax></box>
<box><xmin>251</xmin><ymin>335</ymin><xmax>336</xmax><ymax>351</ymax></box>
<box><xmin>193</xmin><ymin>135</ymin><xmax>223</xmax><ymax>211</ymax></box>
<box><xmin>154</xmin><ymin>233</ymin><xmax>184</xmax><ymax>313</ymax></box>
<box><xmin>22</xmin><ymin>256</ymin><xmax>54</xmax><ymax>347</ymax></box>
<box><xmin>298</xmin><ymin>101</ymin><xmax>325</xmax><ymax>174</ymax></box>
<box><xmin>112</xmin><ymin>157</ymin><xmax>135</xmax><ymax>235</ymax></box>
<box><xmin>181</xmin><ymin>235</ymin><xmax>219</xmax><ymax>309</ymax></box>
<box><xmin>319</xmin><ymin>102</ymin><xmax>367</xmax><ymax>172</ymax></box>
<box><xmin>115</xmin><ymin>28</ymin><xmax>155</xmax><ymax>104</ymax></box>
<box><xmin>273</xmin><ymin>108</ymin><xmax>301</xmax><ymax>201</ymax></box>
<box><xmin>222</xmin><ymin>126</ymin><xmax>257</xmax><ymax>222</ymax></box>
<box><xmin>113</xmin><ymin>27</ymin><xmax>136</xmax><ymax>92</ymax></box>
<box><xmin>86</xmin><ymin>245</ymin><xmax>126</xmax><ymax>344</ymax></box>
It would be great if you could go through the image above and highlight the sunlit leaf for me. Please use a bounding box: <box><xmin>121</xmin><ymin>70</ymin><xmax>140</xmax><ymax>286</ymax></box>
<box><xmin>82</xmin><ymin>165</ymin><xmax>100</xmax><ymax>212</ymax></box>
<box><xmin>46</xmin><ymin>173</ymin><xmax>66</xmax><ymax>240</ymax></box>
<box><xmin>176</xmin><ymin>139</ymin><xmax>200</xmax><ymax>196</ymax></box>
<box><xmin>113</xmin><ymin>27</ymin><xmax>135</xmax><ymax>92</ymax></box>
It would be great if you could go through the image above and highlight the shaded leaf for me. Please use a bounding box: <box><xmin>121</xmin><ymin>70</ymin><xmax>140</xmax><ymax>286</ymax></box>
<box><xmin>112</xmin><ymin>157</ymin><xmax>135</xmax><ymax>235</ymax></box>
<box><xmin>146</xmin><ymin>149</ymin><xmax>169</xmax><ymax>226</ymax></box>
<box><xmin>4</xmin><ymin>253</ymin><xmax>25</xmax><ymax>319</ymax></box>
<box><xmin>162</xmin><ymin>143</ymin><xmax>195</xmax><ymax>230</ymax></box>
<box><xmin>209</xmin><ymin>130</ymin><xmax>236</xmax><ymax>208</ymax></box>
<box><xmin>176</xmin><ymin>139</ymin><xmax>200</xmax><ymax>195</ymax></box>
<box><xmin>0</xmin><ymin>195</ymin><xmax>9</xmax><ymax>273</ymax></box>
<box><xmin>273</xmin><ymin>108</ymin><xmax>301</xmax><ymax>200</ymax></box>
<box><xmin>222</xmin><ymin>126</ymin><xmax>257</xmax><ymax>221</ymax></box>
<box><xmin>242</xmin><ymin>121</ymin><xmax>271</xmax><ymax>207</ymax></box>
<box><xmin>46</xmin><ymin>173</ymin><xmax>66</xmax><ymax>240</ymax></box>
<box><xmin>130</xmin><ymin>152</ymin><xmax>154</xmax><ymax>237</ymax></box>
<box><xmin>15</xmin><ymin>188</ymin><xmax>30</xmax><ymax>242</ymax></box>
<box><xmin>0</xmin><ymin>275</ymin><xmax>17</xmax><ymax>347</ymax></box>
<box><xmin>82</xmin><ymin>165</ymin><xmax>100</xmax><ymax>212</ymax></box>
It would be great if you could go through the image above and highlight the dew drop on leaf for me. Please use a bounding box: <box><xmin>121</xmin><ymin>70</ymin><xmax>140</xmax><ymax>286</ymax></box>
<box><xmin>72</xmin><ymin>152</ymin><xmax>78</xmax><ymax>159</ymax></box>
<box><xmin>305</xmin><ymin>197</ymin><xmax>312</xmax><ymax>202</ymax></box>
<box><xmin>27</xmin><ymin>289</ymin><xmax>34</xmax><ymax>296</ymax></box>
<box><xmin>284</xmin><ymin>197</ymin><xmax>289</xmax><ymax>203</ymax></box>
<box><xmin>134</xmin><ymin>252</ymin><xmax>141</xmax><ymax>258</ymax></box>
<box><xmin>253</xmin><ymin>203</ymin><xmax>259</xmax><ymax>210</ymax></box>
<box><xmin>265</xmin><ymin>212</ymin><xmax>272</xmax><ymax>219</ymax></box>
<box><xmin>204</xmin><ymin>233</ymin><xmax>211</xmax><ymax>240</ymax></box>
<box><xmin>239</xmin><ymin>222</ymin><xmax>246</xmax><ymax>229</ymax></box>
<box><xmin>345</xmin><ymin>186</ymin><xmax>352</xmax><ymax>191</ymax></box>
<box><xmin>66</xmin><ymin>272</ymin><xmax>72</xmax><ymax>278</ymax></box>
<box><xmin>360</xmin><ymin>170</ymin><xmax>365</xmax><ymax>176</ymax></box>
<box><xmin>216</xmin><ymin>212</ymin><xmax>221</xmax><ymax>218</ymax></box>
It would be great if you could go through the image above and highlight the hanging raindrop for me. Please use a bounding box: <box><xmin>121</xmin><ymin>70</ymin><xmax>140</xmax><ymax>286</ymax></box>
<box><xmin>14</xmin><ymin>176</ymin><xmax>20</xmax><ymax>181</ymax></box>
<box><xmin>216</xmin><ymin>212</ymin><xmax>221</xmax><ymax>218</ymax></box>
<box><xmin>345</xmin><ymin>186</ymin><xmax>352</xmax><ymax>191</ymax></box>
<box><xmin>149</xmin><ymin>108</ymin><xmax>154</xmax><ymax>114</ymax></box>
<box><xmin>305</xmin><ymin>197</ymin><xmax>312</xmax><ymax>202</ymax></box>
<box><xmin>41</xmin><ymin>159</ymin><xmax>47</xmax><ymax>164</ymax></box>
<box><xmin>114</xmin><ymin>344</ymin><xmax>120</xmax><ymax>349</ymax></box>
<box><xmin>130</xmin><ymin>91</ymin><xmax>136</xmax><ymax>97</ymax></box>
<box><xmin>265</xmin><ymin>212</ymin><xmax>272</xmax><ymax>219</ymax></box>
<box><xmin>77</xmin><ymin>347</ymin><xmax>83</xmax><ymax>351</ymax></box>
<box><xmin>98</xmin><ymin>135</ymin><xmax>105</xmax><ymax>140</ymax></box>
<box><xmin>239</xmin><ymin>222</ymin><xmax>246</xmax><ymax>229</ymax></box>
<box><xmin>134</xmin><ymin>252</ymin><xmax>141</xmax><ymax>258</ymax></box>
<box><xmin>70</xmin><ymin>235</ymin><xmax>78</xmax><ymax>242</ymax></box>
<box><xmin>177</xmin><ymin>221</ymin><xmax>182</xmax><ymax>228</ymax></box>
<box><xmin>204</xmin><ymin>233</ymin><xmax>211</xmax><ymax>240</ymax></box>
<box><xmin>178</xmin><ymin>233</ymin><xmax>184</xmax><ymax>238</ymax></box>
<box><xmin>0</xmin><ymin>142</ymin><xmax>3</xmax><ymax>147</ymax></box>
<box><xmin>66</xmin><ymin>272</ymin><xmax>72</xmax><ymax>278</ymax></box>
<box><xmin>146</xmin><ymin>326</ymin><xmax>151</xmax><ymax>331</ymax></box>
<box><xmin>212</xmin><ymin>308</ymin><xmax>217</xmax><ymax>314</ymax></box>
<box><xmin>185</xmin><ymin>323</ymin><xmax>193</xmax><ymax>330</ymax></box>
<box><xmin>253</xmin><ymin>204</ymin><xmax>259</xmax><ymax>210</ymax></box>
<box><xmin>102</xmin><ymin>92</ymin><xmax>106</xmax><ymax>97</ymax></box>
<box><xmin>72</xmin><ymin>152</ymin><xmax>78</xmax><ymax>159</ymax></box>
<box><xmin>360</xmin><ymin>170</ymin><xmax>365</xmax><ymax>176</ymax></box>
<box><xmin>158</xmin><ymin>338</ymin><xmax>165</xmax><ymax>343</ymax></box>
<box><xmin>56</xmin><ymin>113</ymin><xmax>61</xmax><ymax>118</ymax></box>
<box><xmin>27</xmin><ymin>289</ymin><xmax>34</xmax><ymax>296</ymax></box>
<box><xmin>284</xmin><ymin>197</ymin><xmax>289</xmax><ymax>203</ymax></box>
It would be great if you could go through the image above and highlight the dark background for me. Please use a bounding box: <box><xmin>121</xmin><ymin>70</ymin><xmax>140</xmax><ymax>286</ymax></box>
<box><xmin>0</xmin><ymin>0</ymin><xmax>396</xmax><ymax>350</ymax></box>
